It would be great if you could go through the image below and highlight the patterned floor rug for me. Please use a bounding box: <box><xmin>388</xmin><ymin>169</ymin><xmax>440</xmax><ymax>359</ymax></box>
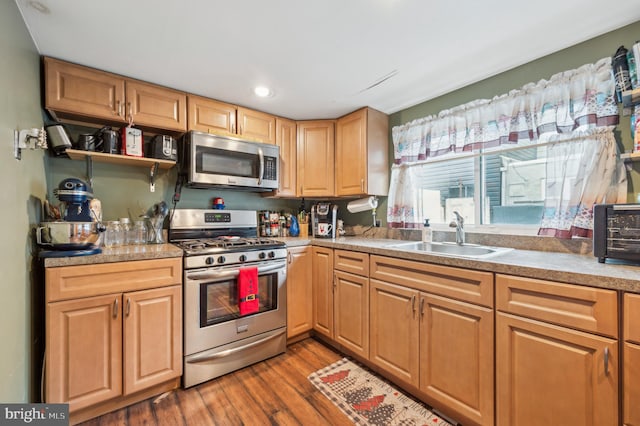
<box><xmin>308</xmin><ymin>357</ymin><xmax>453</xmax><ymax>426</ymax></box>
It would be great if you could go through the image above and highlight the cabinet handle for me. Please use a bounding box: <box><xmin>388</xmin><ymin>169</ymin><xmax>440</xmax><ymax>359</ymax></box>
<box><xmin>333</xmin><ymin>273</ymin><xmax>337</xmax><ymax>291</ymax></box>
<box><xmin>127</xmin><ymin>102</ymin><xmax>133</xmax><ymax>126</ymax></box>
<box><xmin>361</xmin><ymin>178</ymin><xmax>364</xmax><ymax>192</ymax></box>
<box><xmin>604</xmin><ymin>347</ymin><xmax>610</xmax><ymax>376</ymax></box>
<box><xmin>126</xmin><ymin>298</ymin><xmax>131</xmax><ymax>316</ymax></box>
<box><xmin>288</xmin><ymin>252</ymin><xmax>292</xmax><ymax>264</ymax></box>
<box><xmin>239</xmin><ymin>124</ymin><xmax>243</xmax><ymax>135</ymax></box>
<box><xmin>113</xmin><ymin>298</ymin><xmax>119</xmax><ymax>318</ymax></box>
<box><xmin>420</xmin><ymin>297</ymin><xmax>425</xmax><ymax>317</ymax></box>
<box><xmin>115</xmin><ymin>100</ymin><xmax>121</xmax><ymax>116</ymax></box>
<box><xmin>231</xmin><ymin>124</ymin><xmax>236</xmax><ymax>133</ymax></box>
<box><xmin>411</xmin><ymin>295</ymin><xmax>416</xmax><ymax>316</ymax></box>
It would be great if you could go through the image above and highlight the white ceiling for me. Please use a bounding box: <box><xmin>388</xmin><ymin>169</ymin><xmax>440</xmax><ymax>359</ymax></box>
<box><xmin>15</xmin><ymin>0</ymin><xmax>640</xmax><ymax>120</ymax></box>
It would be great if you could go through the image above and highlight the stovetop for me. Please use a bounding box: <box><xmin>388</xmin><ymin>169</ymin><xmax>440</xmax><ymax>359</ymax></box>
<box><xmin>175</xmin><ymin>237</ymin><xmax>285</xmax><ymax>256</ymax></box>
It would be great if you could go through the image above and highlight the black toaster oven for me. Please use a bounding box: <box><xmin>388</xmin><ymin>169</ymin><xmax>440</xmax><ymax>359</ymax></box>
<box><xmin>593</xmin><ymin>203</ymin><xmax>640</xmax><ymax>263</ymax></box>
<box><xmin>145</xmin><ymin>135</ymin><xmax>177</xmax><ymax>161</ymax></box>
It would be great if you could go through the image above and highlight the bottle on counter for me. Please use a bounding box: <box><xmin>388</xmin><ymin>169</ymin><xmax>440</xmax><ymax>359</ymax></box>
<box><xmin>120</xmin><ymin>217</ymin><xmax>132</xmax><ymax>245</ymax></box>
<box><xmin>132</xmin><ymin>220</ymin><xmax>147</xmax><ymax>245</ymax></box>
<box><xmin>104</xmin><ymin>220</ymin><xmax>123</xmax><ymax>247</ymax></box>
<box><xmin>422</xmin><ymin>218</ymin><xmax>432</xmax><ymax>244</ymax></box>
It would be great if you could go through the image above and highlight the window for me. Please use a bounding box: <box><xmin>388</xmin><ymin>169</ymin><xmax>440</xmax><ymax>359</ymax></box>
<box><xmin>413</xmin><ymin>144</ymin><xmax>570</xmax><ymax>228</ymax></box>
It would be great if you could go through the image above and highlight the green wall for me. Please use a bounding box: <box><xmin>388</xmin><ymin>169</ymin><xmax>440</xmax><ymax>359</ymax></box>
<box><xmin>389</xmin><ymin>20</ymin><xmax>640</xmax><ymax>202</ymax></box>
<box><xmin>0</xmin><ymin>1</ymin><xmax>47</xmax><ymax>403</ymax></box>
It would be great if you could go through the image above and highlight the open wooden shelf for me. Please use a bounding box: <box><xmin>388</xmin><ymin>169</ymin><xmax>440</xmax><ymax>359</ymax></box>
<box><xmin>65</xmin><ymin>149</ymin><xmax>176</xmax><ymax>169</ymax></box>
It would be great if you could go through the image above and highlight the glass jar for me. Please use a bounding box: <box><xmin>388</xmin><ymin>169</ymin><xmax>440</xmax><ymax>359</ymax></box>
<box><xmin>103</xmin><ymin>220</ymin><xmax>123</xmax><ymax>247</ymax></box>
<box><xmin>119</xmin><ymin>217</ymin><xmax>132</xmax><ymax>245</ymax></box>
<box><xmin>132</xmin><ymin>220</ymin><xmax>148</xmax><ymax>245</ymax></box>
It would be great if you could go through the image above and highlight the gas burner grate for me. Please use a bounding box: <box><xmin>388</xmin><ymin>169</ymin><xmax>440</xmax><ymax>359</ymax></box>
<box><xmin>176</xmin><ymin>237</ymin><xmax>285</xmax><ymax>253</ymax></box>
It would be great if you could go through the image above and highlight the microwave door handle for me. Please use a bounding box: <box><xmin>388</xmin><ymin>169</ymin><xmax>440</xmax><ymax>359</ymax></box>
<box><xmin>613</xmin><ymin>205</ymin><xmax>640</xmax><ymax>211</ymax></box>
<box><xmin>257</xmin><ymin>147</ymin><xmax>264</xmax><ymax>185</ymax></box>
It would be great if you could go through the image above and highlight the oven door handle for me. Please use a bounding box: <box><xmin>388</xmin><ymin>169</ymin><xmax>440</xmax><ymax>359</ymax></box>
<box><xmin>187</xmin><ymin>328</ymin><xmax>286</xmax><ymax>363</ymax></box>
<box><xmin>186</xmin><ymin>262</ymin><xmax>285</xmax><ymax>281</ymax></box>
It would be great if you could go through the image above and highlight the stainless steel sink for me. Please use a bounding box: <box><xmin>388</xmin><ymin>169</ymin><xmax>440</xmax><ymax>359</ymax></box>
<box><xmin>385</xmin><ymin>241</ymin><xmax>512</xmax><ymax>259</ymax></box>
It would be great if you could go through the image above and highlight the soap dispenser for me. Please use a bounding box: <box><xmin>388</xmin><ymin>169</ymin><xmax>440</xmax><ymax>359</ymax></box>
<box><xmin>422</xmin><ymin>219</ymin><xmax>432</xmax><ymax>243</ymax></box>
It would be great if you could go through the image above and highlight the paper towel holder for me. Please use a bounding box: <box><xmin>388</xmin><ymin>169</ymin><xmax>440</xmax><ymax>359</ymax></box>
<box><xmin>347</xmin><ymin>196</ymin><xmax>379</xmax><ymax>227</ymax></box>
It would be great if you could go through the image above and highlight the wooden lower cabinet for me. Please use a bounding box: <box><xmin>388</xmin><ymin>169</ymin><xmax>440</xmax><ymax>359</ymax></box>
<box><xmin>123</xmin><ymin>286</ymin><xmax>182</xmax><ymax>394</ymax></box>
<box><xmin>45</xmin><ymin>258</ymin><xmax>182</xmax><ymax>423</ymax></box>
<box><xmin>369</xmin><ymin>279</ymin><xmax>420</xmax><ymax>386</ymax></box>
<box><xmin>624</xmin><ymin>342</ymin><xmax>640</xmax><ymax>426</ymax></box>
<box><xmin>496</xmin><ymin>312</ymin><xmax>618</xmax><ymax>426</ymax></box>
<box><xmin>286</xmin><ymin>246</ymin><xmax>313</xmax><ymax>338</ymax></box>
<box><xmin>47</xmin><ymin>293</ymin><xmax>123</xmax><ymax>411</ymax></box>
<box><xmin>312</xmin><ymin>246</ymin><xmax>334</xmax><ymax>338</ymax></box>
<box><xmin>624</xmin><ymin>293</ymin><xmax>640</xmax><ymax>426</ymax></box>
<box><xmin>420</xmin><ymin>293</ymin><xmax>494</xmax><ymax>426</ymax></box>
<box><xmin>334</xmin><ymin>270</ymin><xmax>369</xmax><ymax>358</ymax></box>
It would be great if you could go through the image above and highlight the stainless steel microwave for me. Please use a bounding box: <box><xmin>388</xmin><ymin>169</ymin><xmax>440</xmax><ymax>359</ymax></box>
<box><xmin>180</xmin><ymin>131</ymin><xmax>279</xmax><ymax>191</ymax></box>
<box><xmin>593</xmin><ymin>203</ymin><xmax>640</xmax><ymax>263</ymax></box>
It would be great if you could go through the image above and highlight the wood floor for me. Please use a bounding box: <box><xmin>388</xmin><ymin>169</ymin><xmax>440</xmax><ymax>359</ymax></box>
<box><xmin>79</xmin><ymin>338</ymin><xmax>353</xmax><ymax>426</ymax></box>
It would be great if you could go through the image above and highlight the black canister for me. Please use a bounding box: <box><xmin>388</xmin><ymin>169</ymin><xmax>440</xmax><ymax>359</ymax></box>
<box><xmin>101</xmin><ymin>129</ymin><xmax>119</xmax><ymax>154</ymax></box>
<box><xmin>613</xmin><ymin>45</ymin><xmax>632</xmax><ymax>102</ymax></box>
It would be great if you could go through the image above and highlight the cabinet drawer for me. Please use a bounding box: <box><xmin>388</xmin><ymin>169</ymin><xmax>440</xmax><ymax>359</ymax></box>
<box><xmin>334</xmin><ymin>250</ymin><xmax>369</xmax><ymax>276</ymax></box>
<box><xmin>624</xmin><ymin>293</ymin><xmax>640</xmax><ymax>344</ymax></box>
<box><xmin>369</xmin><ymin>255</ymin><xmax>493</xmax><ymax>307</ymax></box>
<box><xmin>46</xmin><ymin>258</ymin><xmax>182</xmax><ymax>302</ymax></box>
<box><xmin>496</xmin><ymin>274</ymin><xmax>618</xmax><ymax>338</ymax></box>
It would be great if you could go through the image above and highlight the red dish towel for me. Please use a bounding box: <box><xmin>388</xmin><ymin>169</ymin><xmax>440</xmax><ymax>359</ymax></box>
<box><xmin>238</xmin><ymin>266</ymin><xmax>259</xmax><ymax>316</ymax></box>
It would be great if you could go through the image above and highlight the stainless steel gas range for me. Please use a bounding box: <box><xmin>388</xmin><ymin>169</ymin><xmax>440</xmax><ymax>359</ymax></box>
<box><xmin>169</xmin><ymin>209</ymin><xmax>287</xmax><ymax>388</ymax></box>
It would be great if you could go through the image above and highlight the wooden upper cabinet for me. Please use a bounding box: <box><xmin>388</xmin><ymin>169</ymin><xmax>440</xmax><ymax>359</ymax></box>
<box><xmin>336</xmin><ymin>107</ymin><xmax>389</xmax><ymax>196</ymax></box>
<box><xmin>44</xmin><ymin>57</ymin><xmax>187</xmax><ymax>132</ymax></box>
<box><xmin>274</xmin><ymin>117</ymin><xmax>297</xmax><ymax>197</ymax></box>
<box><xmin>44</xmin><ymin>57</ymin><xmax>125</xmax><ymax>122</ymax></box>
<box><xmin>187</xmin><ymin>95</ymin><xmax>237</xmax><ymax>135</ymax></box>
<box><xmin>125</xmin><ymin>80</ymin><xmax>186</xmax><ymax>132</ymax></box>
<box><xmin>237</xmin><ymin>107</ymin><xmax>276</xmax><ymax>144</ymax></box>
<box><xmin>297</xmin><ymin>120</ymin><xmax>335</xmax><ymax>197</ymax></box>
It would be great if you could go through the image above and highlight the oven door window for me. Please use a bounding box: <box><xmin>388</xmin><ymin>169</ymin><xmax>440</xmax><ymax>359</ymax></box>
<box><xmin>196</xmin><ymin>146</ymin><xmax>259</xmax><ymax>179</ymax></box>
<box><xmin>199</xmin><ymin>271</ymin><xmax>278</xmax><ymax>327</ymax></box>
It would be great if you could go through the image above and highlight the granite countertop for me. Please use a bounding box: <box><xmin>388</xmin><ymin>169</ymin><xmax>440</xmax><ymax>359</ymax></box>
<box><xmin>279</xmin><ymin>236</ymin><xmax>640</xmax><ymax>293</ymax></box>
<box><xmin>42</xmin><ymin>243</ymin><xmax>183</xmax><ymax>268</ymax></box>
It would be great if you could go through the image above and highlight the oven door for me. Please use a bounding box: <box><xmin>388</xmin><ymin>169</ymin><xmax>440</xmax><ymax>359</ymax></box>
<box><xmin>184</xmin><ymin>259</ymin><xmax>287</xmax><ymax>356</ymax></box>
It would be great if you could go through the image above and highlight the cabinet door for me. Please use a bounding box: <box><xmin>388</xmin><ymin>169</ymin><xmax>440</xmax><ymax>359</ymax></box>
<box><xmin>237</xmin><ymin>107</ymin><xmax>276</xmax><ymax>144</ymax></box>
<box><xmin>336</xmin><ymin>108</ymin><xmax>367</xmax><ymax>196</ymax></box>
<box><xmin>369</xmin><ymin>279</ymin><xmax>419</xmax><ymax>387</ymax></box>
<box><xmin>624</xmin><ymin>342</ymin><xmax>640</xmax><ymax>426</ymax></box>
<box><xmin>420</xmin><ymin>293</ymin><xmax>494</xmax><ymax>426</ymax></box>
<box><xmin>334</xmin><ymin>270</ymin><xmax>369</xmax><ymax>359</ymax></box>
<box><xmin>496</xmin><ymin>312</ymin><xmax>618</xmax><ymax>426</ymax></box>
<box><xmin>287</xmin><ymin>246</ymin><xmax>313</xmax><ymax>338</ymax></box>
<box><xmin>46</xmin><ymin>294</ymin><xmax>122</xmax><ymax>411</ymax></box>
<box><xmin>126</xmin><ymin>80</ymin><xmax>187</xmax><ymax>131</ymax></box>
<box><xmin>123</xmin><ymin>285</ymin><xmax>182</xmax><ymax>395</ymax></box>
<box><xmin>274</xmin><ymin>117</ymin><xmax>297</xmax><ymax>197</ymax></box>
<box><xmin>297</xmin><ymin>120</ymin><xmax>335</xmax><ymax>197</ymax></box>
<box><xmin>187</xmin><ymin>95</ymin><xmax>237</xmax><ymax>134</ymax></box>
<box><xmin>44</xmin><ymin>57</ymin><xmax>125</xmax><ymax>122</ymax></box>
<box><xmin>312</xmin><ymin>246</ymin><xmax>334</xmax><ymax>339</ymax></box>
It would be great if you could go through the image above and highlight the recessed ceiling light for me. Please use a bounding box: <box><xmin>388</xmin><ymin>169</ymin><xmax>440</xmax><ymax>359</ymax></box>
<box><xmin>254</xmin><ymin>86</ymin><xmax>273</xmax><ymax>98</ymax></box>
<box><xmin>28</xmin><ymin>0</ymin><xmax>50</xmax><ymax>14</ymax></box>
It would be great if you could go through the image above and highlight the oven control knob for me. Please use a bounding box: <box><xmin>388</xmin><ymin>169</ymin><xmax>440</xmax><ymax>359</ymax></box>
<box><xmin>259</xmin><ymin>252</ymin><xmax>266</xmax><ymax>259</ymax></box>
<box><xmin>217</xmin><ymin>256</ymin><xmax>226</xmax><ymax>264</ymax></box>
<box><xmin>205</xmin><ymin>257</ymin><xmax>215</xmax><ymax>265</ymax></box>
<box><xmin>268</xmin><ymin>251</ymin><xmax>275</xmax><ymax>258</ymax></box>
<box><xmin>239</xmin><ymin>255</ymin><xmax>247</xmax><ymax>262</ymax></box>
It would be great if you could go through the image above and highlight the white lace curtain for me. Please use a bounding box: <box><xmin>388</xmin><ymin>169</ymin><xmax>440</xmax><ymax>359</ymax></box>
<box><xmin>388</xmin><ymin>57</ymin><xmax>627</xmax><ymax>237</ymax></box>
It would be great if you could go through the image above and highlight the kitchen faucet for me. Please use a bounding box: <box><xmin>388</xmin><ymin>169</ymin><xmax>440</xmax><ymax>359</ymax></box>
<box><xmin>449</xmin><ymin>211</ymin><xmax>465</xmax><ymax>245</ymax></box>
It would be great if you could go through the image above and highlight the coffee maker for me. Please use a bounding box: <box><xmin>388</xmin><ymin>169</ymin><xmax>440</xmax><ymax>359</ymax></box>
<box><xmin>311</xmin><ymin>203</ymin><xmax>338</xmax><ymax>238</ymax></box>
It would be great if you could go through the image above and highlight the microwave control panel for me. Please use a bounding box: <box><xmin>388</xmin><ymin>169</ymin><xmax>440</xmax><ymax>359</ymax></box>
<box><xmin>264</xmin><ymin>156</ymin><xmax>277</xmax><ymax>180</ymax></box>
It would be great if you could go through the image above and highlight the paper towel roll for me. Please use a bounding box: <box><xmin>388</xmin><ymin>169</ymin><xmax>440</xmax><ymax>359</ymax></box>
<box><xmin>347</xmin><ymin>196</ymin><xmax>378</xmax><ymax>213</ymax></box>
